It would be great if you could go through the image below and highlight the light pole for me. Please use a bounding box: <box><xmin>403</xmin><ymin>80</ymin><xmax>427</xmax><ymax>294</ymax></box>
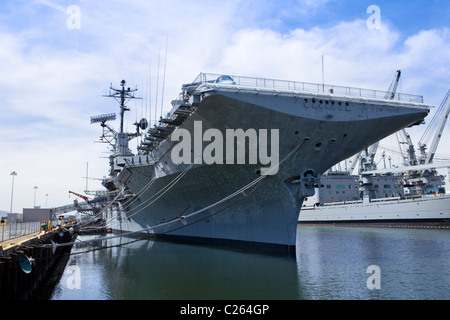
<box><xmin>45</xmin><ymin>193</ymin><xmax>49</xmax><ymax>208</ymax></box>
<box><xmin>10</xmin><ymin>171</ymin><xmax>17</xmax><ymax>213</ymax></box>
<box><xmin>33</xmin><ymin>186</ymin><xmax>38</xmax><ymax>208</ymax></box>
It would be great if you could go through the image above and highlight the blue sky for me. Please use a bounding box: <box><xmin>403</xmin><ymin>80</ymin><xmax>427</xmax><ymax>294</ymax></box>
<box><xmin>1</xmin><ymin>0</ymin><xmax>449</xmax><ymax>212</ymax></box>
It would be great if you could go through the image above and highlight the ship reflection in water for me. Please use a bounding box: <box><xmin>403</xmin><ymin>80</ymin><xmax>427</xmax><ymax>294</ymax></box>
<box><xmin>50</xmin><ymin>225</ymin><xmax>450</xmax><ymax>300</ymax></box>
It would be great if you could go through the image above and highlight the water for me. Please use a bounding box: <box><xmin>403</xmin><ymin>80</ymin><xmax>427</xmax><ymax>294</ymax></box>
<box><xmin>49</xmin><ymin>225</ymin><xmax>450</xmax><ymax>300</ymax></box>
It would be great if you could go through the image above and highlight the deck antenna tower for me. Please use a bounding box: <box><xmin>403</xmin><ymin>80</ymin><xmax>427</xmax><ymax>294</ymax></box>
<box><xmin>160</xmin><ymin>36</ymin><xmax>169</xmax><ymax>120</ymax></box>
<box><xmin>91</xmin><ymin>80</ymin><xmax>146</xmax><ymax>176</ymax></box>
<box><xmin>321</xmin><ymin>55</ymin><xmax>325</xmax><ymax>92</ymax></box>
<box><xmin>155</xmin><ymin>50</ymin><xmax>161</xmax><ymax>124</ymax></box>
<box><xmin>148</xmin><ymin>61</ymin><xmax>152</xmax><ymax>126</ymax></box>
<box><xmin>85</xmin><ymin>162</ymin><xmax>88</xmax><ymax>192</ymax></box>
<box><xmin>106</xmin><ymin>79</ymin><xmax>140</xmax><ymax>134</ymax></box>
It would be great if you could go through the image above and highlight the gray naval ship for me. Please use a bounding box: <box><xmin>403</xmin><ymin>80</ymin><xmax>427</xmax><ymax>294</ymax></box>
<box><xmin>91</xmin><ymin>72</ymin><xmax>429</xmax><ymax>251</ymax></box>
<box><xmin>299</xmin><ymin>166</ymin><xmax>450</xmax><ymax>226</ymax></box>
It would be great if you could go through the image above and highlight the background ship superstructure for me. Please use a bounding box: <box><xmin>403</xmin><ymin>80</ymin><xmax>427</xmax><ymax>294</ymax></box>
<box><xmin>92</xmin><ymin>73</ymin><xmax>430</xmax><ymax>250</ymax></box>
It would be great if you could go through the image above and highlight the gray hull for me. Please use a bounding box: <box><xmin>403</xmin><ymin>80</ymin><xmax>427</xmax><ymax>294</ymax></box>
<box><xmin>108</xmin><ymin>79</ymin><xmax>429</xmax><ymax>249</ymax></box>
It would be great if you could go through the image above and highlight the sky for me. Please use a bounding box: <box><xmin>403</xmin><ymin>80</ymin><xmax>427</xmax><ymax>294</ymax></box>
<box><xmin>0</xmin><ymin>0</ymin><xmax>449</xmax><ymax>213</ymax></box>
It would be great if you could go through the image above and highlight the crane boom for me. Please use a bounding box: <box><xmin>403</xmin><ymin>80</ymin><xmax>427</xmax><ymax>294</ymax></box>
<box><xmin>69</xmin><ymin>191</ymin><xmax>90</xmax><ymax>202</ymax></box>
<box><xmin>426</xmin><ymin>89</ymin><xmax>450</xmax><ymax>163</ymax></box>
<box><xmin>384</xmin><ymin>70</ymin><xmax>401</xmax><ymax>100</ymax></box>
<box><xmin>359</xmin><ymin>70</ymin><xmax>401</xmax><ymax>172</ymax></box>
<box><xmin>396</xmin><ymin>128</ymin><xmax>417</xmax><ymax>166</ymax></box>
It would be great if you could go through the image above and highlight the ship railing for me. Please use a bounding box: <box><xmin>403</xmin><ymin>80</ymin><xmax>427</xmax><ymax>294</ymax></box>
<box><xmin>322</xmin><ymin>200</ymin><xmax>363</xmax><ymax>206</ymax></box>
<box><xmin>167</xmin><ymin>93</ymin><xmax>187</xmax><ymax>117</ymax></box>
<box><xmin>162</xmin><ymin>92</ymin><xmax>195</xmax><ymax>128</ymax></box>
<box><xmin>186</xmin><ymin>73</ymin><xmax>424</xmax><ymax>103</ymax></box>
<box><xmin>371</xmin><ymin>196</ymin><xmax>402</xmax><ymax>202</ymax></box>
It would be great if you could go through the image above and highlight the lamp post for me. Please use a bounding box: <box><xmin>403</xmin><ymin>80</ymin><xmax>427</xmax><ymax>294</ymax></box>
<box><xmin>10</xmin><ymin>171</ymin><xmax>17</xmax><ymax>213</ymax></box>
<box><xmin>33</xmin><ymin>186</ymin><xmax>38</xmax><ymax>208</ymax></box>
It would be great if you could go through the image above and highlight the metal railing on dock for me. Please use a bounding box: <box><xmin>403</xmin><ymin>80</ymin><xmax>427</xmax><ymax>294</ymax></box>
<box><xmin>1</xmin><ymin>222</ymin><xmax>43</xmax><ymax>243</ymax></box>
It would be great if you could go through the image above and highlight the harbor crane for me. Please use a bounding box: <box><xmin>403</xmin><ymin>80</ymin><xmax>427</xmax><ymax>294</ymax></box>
<box><xmin>377</xmin><ymin>89</ymin><xmax>450</xmax><ymax>195</ymax></box>
<box><xmin>418</xmin><ymin>89</ymin><xmax>450</xmax><ymax>164</ymax></box>
<box><xmin>356</xmin><ymin>70</ymin><xmax>402</xmax><ymax>173</ymax></box>
<box><xmin>395</xmin><ymin>89</ymin><xmax>450</xmax><ymax>167</ymax></box>
<box><xmin>335</xmin><ymin>74</ymin><xmax>449</xmax><ymax>196</ymax></box>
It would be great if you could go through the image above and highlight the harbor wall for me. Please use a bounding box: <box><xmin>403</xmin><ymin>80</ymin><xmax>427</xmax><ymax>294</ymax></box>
<box><xmin>0</xmin><ymin>229</ymin><xmax>75</xmax><ymax>300</ymax></box>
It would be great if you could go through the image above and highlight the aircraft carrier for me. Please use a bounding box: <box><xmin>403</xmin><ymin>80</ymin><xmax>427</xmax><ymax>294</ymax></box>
<box><xmin>90</xmin><ymin>73</ymin><xmax>429</xmax><ymax>251</ymax></box>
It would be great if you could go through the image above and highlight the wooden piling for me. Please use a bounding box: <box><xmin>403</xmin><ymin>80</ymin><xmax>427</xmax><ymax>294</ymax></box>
<box><xmin>0</xmin><ymin>228</ymin><xmax>76</xmax><ymax>300</ymax></box>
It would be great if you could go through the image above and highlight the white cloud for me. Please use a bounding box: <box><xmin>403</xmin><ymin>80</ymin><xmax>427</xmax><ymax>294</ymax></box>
<box><xmin>217</xmin><ymin>19</ymin><xmax>420</xmax><ymax>89</ymax></box>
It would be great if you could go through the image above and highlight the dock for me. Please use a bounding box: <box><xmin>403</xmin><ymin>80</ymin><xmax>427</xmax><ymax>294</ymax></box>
<box><xmin>0</xmin><ymin>225</ymin><xmax>76</xmax><ymax>300</ymax></box>
<box><xmin>1</xmin><ymin>230</ymin><xmax>45</xmax><ymax>252</ymax></box>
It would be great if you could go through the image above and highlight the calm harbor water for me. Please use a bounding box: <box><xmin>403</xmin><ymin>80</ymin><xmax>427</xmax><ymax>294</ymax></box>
<box><xmin>49</xmin><ymin>225</ymin><xmax>450</xmax><ymax>300</ymax></box>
